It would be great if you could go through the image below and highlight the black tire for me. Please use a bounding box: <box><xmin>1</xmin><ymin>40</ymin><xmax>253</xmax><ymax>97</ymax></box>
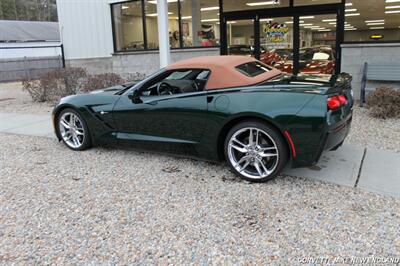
<box><xmin>224</xmin><ymin>120</ymin><xmax>289</xmax><ymax>182</ymax></box>
<box><xmin>56</xmin><ymin>108</ymin><xmax>92</xmax><ymax>151</ymax></box>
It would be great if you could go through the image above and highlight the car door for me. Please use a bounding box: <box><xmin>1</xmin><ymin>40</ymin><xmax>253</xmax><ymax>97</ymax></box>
<box><xmin>111</xmin><ymin>69</ymin><xmax>209</xmax><ymax>154</ymax></box>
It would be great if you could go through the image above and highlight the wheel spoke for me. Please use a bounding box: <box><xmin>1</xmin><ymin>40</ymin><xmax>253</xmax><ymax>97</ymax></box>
<box><xmin>257</xmin><ymin>158</ymin><xmax>271</xmax><ymax>176</ymax></box>
<box><xmin>260</xmin><ymin>146</ymin><xmax>276</xmax><ymax>151</ymax></box>
<box><xmin>73</xmin><ymin>135</ymin><xmax>81</xmax><ymax>146</ymax></box>
<box><xmin>248</xmin><ymin>128</ymin><xmax>254</xmax><ymax>145</ymax></box>
<box><xmin>60</xmin><ymin>118</ymin><xmax>70</xmax><ymax>129</ymax></box>
<box><xmin>75</xmin><ymin>129</ymin><xmax>84</xmax><ymax>136</ymax></box>
<box><xmin>62</xmin><ymin>131</ymin><xmax>72</xmax><ymax>140</ymax></box>
<box><xmin>254</xmin><ymin>161</ymin><xmax>263</xmax><ymax>176</ymax></box>
<box><xmin>238</xmin><ymin>160</ymin><xmax>250</xmax><ymax>172</ymax></box>
<box><xmin>255</xmin><ymin>129</ymin><xmax>259</xmax><ymax>145</ymax></box>
<box><xmin>259</xmin><ymin>152</ymin><xmax>278</xmax><ymax>158</ymax></box>
<box><xmin>234</xmin><ymin>156</ymin><xmax>248</xmax><ymax>168</ymax></box>
<box><xmin>230</xmin><ymin>138</ymin><xmax>248</xmax><ymax>153</ymax></box>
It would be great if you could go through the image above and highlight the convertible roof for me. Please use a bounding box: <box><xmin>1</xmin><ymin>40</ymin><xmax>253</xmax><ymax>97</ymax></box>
<box><xmin>166</xmin><ymin>56</ymin><xmax>281</xmax><ymax>90</ymax></box>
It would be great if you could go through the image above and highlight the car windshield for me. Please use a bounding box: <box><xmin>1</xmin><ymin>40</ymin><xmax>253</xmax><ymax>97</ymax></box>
<box><xmin>300</xmin><ymin>48</ymin><xmax>332</xmax><ymax>61</ymax></box>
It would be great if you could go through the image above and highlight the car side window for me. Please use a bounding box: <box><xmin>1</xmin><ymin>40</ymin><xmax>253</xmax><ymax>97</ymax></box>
<box><xmin>139</xmin><ymin>69</ymin><xmax>210</xmax><ymax>97</ymax></box>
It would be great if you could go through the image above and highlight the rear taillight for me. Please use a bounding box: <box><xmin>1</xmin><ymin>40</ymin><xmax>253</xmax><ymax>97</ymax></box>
<box><xmin>327</xmin><ymin>95</ymin><xmax>347</xmax><ymax>110</ymax></box>
<box><xmin>338</xmin><ymin>95</ymin><xmax>347</xmax><ymax>105</ymax></box>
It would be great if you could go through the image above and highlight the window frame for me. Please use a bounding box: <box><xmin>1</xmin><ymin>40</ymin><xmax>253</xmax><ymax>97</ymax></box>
<box><xmin>110</xmin><ymin>0</ymin><xmax>147</xmax><ymax>52</ymax></box>
<box><xmin>110</xmin><ymin>0</ymin><xmax>221</xmax><ymax>53</ymax></box>
<box><xmin>136</xmin><ymin>68</ymin><xmax>212</xmax><ymax>97</ymax></box>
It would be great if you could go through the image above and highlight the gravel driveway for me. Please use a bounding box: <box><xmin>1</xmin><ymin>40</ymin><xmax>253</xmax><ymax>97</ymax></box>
<box><xmin>1</xmin><ymin>133</ymin><xmax>399</xmax><ymax>264</ymax></box>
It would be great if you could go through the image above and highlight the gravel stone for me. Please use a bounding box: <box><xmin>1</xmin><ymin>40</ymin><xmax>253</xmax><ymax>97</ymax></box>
<box><xmin>0</xmin><ymin>82</ymin><xmax>53</xmax><ymax>114</ymax></box>
<box><xmin>346</xmin><ymin>107</ymin><xmax>400</xmax><ymax>152</ymax></box>
<box><xmin>1</xmin><ymin>133</ymin><xmax>399</xmax><ymax>264</ymax></box>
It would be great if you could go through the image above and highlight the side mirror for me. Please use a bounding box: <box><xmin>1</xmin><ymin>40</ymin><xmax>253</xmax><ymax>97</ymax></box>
<box><xmin>128</xmin><ymin>90</ymin><xmax>143</xmax><ymax>104</ymax></box>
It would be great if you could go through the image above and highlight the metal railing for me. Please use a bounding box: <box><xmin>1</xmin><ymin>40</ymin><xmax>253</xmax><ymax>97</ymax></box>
<box><xmin>0</xmin><ymin>44</ymin><xmax>65</xmax><ymax>82</ymax></box>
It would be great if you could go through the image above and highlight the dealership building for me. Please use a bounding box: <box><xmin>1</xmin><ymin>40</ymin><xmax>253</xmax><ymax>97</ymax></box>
<box><xmin>56</xmin><ymin>0</ymin><xmax>400</xmax><ymax>99</ymax></box>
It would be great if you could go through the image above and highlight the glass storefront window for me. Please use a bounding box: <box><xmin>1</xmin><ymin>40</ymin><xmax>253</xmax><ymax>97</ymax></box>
<box><xmin>227</xmin><ymin>19</ymin><xmax>255</xmax><ymax>56</ymax></box>
<box><xmin>144</xmin><ymin>0</ymin><xmax>180</xmax><ymax>49</ymax></box>
<box><xmin>299</xmin><ymin>14</ymin><xmax>337</xmax><ymax>75</ymax></box>
<box><xmin>180</xmin><ymin>0</ymin><xmax>220</xmax><ymax>47</ymax></box>
<box><xmin>112</xmin><ymin>0</ymin><xmax>219</xmax><ymax>51</ymax></box>
<box><xmin>344</xmin><ymin>0</ymin><xmax>400</xmax><ymax>42</ymax></box>
<box><xmin>112</xmin><ymin>1</ymin><xmax>144</xmax><ymax>51</ymax></box>
<box><xmin>223</xmin><ymin>0</ymin><xmax>289</xmax><ymax>12</ymax></box>
<box><xmin>259</xmin><ymin>17</ymin><xmax>293</xmax><ymax>73</ymax></box>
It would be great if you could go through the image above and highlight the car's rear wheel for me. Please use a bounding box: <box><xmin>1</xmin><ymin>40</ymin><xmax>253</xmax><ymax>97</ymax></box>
<box><xmin>57</xmin><ymin>108</ymin><xmax>91</xmax><ymax>151</ymax></box>
<box><xmin>224</xmin><ymin>120</ymin><xmax>288</xmax><ymax>182</ymax></box>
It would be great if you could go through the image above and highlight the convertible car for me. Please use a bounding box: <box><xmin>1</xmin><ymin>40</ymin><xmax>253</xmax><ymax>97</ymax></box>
<box><xmin>53</xmin><ymin>56</ymin><xmax>353</xmax><ymax>182</ymax></box>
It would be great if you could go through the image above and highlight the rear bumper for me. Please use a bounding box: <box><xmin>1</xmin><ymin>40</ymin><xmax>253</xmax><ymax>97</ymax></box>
<box><xmin>312</xmin><ymin>112</ymin><xmax>352</xmax><ymax>164</ymax></box>
<box><xmin>324</xmin><ymin>113</ymin><xmax>352</xmax><ymax>151</ymax></box>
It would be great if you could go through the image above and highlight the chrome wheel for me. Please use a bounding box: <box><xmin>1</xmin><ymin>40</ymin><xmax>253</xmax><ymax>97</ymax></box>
<box><xmin>58</xmin><ymin>112</ymin><xmax>85</xmax><ymax>149</ymax></box>
<box><xmin>227</xmin><ymin>127</ymin><xmax>279</xmax><ymax>180</ymax></box>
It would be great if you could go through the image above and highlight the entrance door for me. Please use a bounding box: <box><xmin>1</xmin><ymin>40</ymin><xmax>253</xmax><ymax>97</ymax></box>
<box><xmin>299</xmin><ymin>14</ymin><xmax>338</xmax><ymax>75</ymax></box>
<box><xmin>222</xmin><ymin>6</ymin><xmax>342</xmax><ymax>75</ymax></box>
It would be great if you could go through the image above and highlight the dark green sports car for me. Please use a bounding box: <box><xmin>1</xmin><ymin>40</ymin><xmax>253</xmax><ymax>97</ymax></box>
<box><xmin>53</xmin><ymin>56</ymin><xmax>353</xmax><ymax>182</ymax></box>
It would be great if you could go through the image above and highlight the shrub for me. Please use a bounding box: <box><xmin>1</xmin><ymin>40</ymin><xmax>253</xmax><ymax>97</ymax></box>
<box><xmin>23</xmin><ymin>67</ymin><xmax>88</xmax><ymax>103</ymax></box>
<box><xmin>22</xmin><ymin>79</ymin><xmax>47</xmax><ymax>102</ymax></box>
<box><xmin>23</xmin><ymin>68</ymin><xmax>146</xmax><ymax>103</ymax></box>
<box><xmin>123</xmin><ymin>72</ymin><xmax>146</xmax><ymax>82</ymax></box>
<box><xmin>82</xmin><ymin>73</ymin><xmax>126</xmax><ymax>92</ymax></box>
<box><xmin>366</xmin><ymin>86</ymin><xmax>400</xmax><ymax>119</ymax></box>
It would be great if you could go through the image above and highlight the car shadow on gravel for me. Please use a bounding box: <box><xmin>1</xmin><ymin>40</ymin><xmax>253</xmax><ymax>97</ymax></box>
<box><xmin>54</xmin><ymin>137</ymin><xmax>294</xmax><ymax>185</ymax></box>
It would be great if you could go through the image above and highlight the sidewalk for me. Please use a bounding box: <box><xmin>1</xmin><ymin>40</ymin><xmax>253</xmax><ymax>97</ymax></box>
<box><xmin>1</xmin><ymin>111</ymin><xmax>399</xmax><ymax>198</ymax></box>
<box><xmin>0</xmin><ymin>112</ymin><xmax>54</xmax><ymax>138</ymax></box>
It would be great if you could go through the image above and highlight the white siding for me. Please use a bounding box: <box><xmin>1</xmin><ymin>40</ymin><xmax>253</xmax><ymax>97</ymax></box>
<box><xmin>56</xmin><ymin>0</ymin><xmax>116</xmax><ymax>60</ymax></box>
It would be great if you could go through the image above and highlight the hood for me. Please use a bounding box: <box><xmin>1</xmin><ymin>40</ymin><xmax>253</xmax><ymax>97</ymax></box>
<box><xmin>88</xmin><ymin>81</ymin><xmax>137</xmax><ymax>95</ymax></box>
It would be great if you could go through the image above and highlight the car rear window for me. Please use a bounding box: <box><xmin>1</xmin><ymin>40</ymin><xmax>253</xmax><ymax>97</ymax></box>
<box><xmin>235</xmin><ymin>61</ymin><xmax>271</xmax><ymax>77</ymax></box>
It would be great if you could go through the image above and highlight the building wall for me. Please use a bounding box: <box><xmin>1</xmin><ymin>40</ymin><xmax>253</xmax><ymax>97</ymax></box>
<box><xmin>341</xmin><ymin>43</ymin><xmax>400</xmax><ymax>99</ymax></box>
<box><xmin>66</xmin><ymin>48</ymin><xmax>220</xmax><ymax>76</ymax></box>
<box><xmin>56</xmin><ymin>0</ymin><xmax>115</xmax><ymax>60</ymax></box>
<box><xmin>344</xmin><ymin>29</ymin><xmax>400</xmax><ymax>43</ymax></box>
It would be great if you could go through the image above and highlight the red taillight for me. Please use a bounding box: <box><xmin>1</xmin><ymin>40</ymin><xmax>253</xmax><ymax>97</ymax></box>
<box><xmin>327</xmin><ymin>95</ymin><xmax>347</xmax><ymax>110</ymax></box>
<box><xmin>338</xmin><ymin>95</ymin><xmax>347</xmax><ymax>105</ymax></box>
<box><xmin>327</xmin><ymin>96</ymin><xmax>341</xmax><ymax>110</ymax></box>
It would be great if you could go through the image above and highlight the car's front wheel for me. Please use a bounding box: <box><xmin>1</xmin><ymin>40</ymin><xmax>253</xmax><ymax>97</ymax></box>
<box><xmin>57</xmin><ymin>108</ymin><xmax>92</xmax><ymax>151</ymax></box>
<box><xmin>224</xmin><ymin>120</ymin><xmax>288</xmax><ymax>182</ymax></box>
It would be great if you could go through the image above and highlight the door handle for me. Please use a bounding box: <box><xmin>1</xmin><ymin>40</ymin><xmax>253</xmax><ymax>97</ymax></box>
<box><xmin>207</xmin><ymin>96</ymin><xmax>214</xmax><ymax>103</ymax></box>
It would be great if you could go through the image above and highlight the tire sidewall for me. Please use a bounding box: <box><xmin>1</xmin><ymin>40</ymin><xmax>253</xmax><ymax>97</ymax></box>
<box><xmin>57</xmin><ymin>108</ymin><xmax>92</xmax><ymax>151</ymax></box>
<box><xmin>224</xmin><ymin>120</ymin><xmax>288</xmax><ymax>182</ymax></box>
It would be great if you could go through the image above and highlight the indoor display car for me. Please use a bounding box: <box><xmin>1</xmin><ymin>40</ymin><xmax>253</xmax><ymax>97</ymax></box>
<box><xmin>53</xmin><ymin>56</ymin><xmax>353</xmax><ymax>182</ymax></box>
<box><xmin>228</xmin><ymin>45</ymin><xmax>267</xmax><ymax>57</ymax></box>
<box><xmin>261</xmin><ymin>48</ymin><xmax>293</xmax><ymax>66</ymax></box>
<box><xmin>273</xmin><ymin>46</ymin><xmax>335</xmax><ymax>74</ymax></box>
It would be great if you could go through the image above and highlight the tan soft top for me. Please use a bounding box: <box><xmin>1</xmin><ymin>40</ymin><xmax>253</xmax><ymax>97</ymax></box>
<box><xmin>166</xmin><ymin>55</ymin><xmax>281</xmax><ymax>90</ymax></box>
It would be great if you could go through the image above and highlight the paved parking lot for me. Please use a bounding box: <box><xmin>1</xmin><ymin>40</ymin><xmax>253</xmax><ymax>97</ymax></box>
<box><xmin>1</xmin><ymin>132</ymin><xmax>400</xmax><ymax>264</ymax></box>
